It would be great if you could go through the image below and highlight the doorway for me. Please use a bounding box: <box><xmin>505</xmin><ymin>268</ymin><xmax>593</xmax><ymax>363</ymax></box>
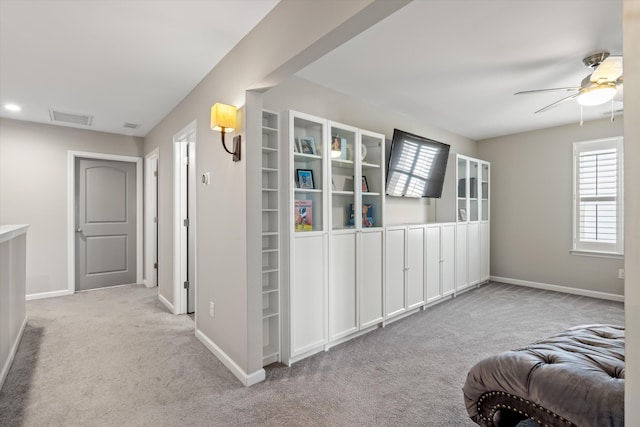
<box><xmin>144</xmin><ymin>149</ymin><xmax>159</xmax><ymax>288</ymax></box>
<box><xmin>68</xmin><ymin>151</ymin><xmax>143</xmax><ymax>293</ymax></box>
<box><xmin>173</xmin><ymin>122</ymin><xmax>197</xmax><ymax>315</ymax></box>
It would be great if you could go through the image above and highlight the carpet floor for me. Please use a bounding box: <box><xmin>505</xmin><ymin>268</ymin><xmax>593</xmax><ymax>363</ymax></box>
<box><xmin>0</xmin><ymin>282</ymin><xmax>624</xmax><ymax>426</ymax></box>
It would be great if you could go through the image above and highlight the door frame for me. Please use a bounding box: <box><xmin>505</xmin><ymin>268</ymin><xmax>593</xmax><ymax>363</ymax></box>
<box><xmin>144</xmin><ymin>148</ymin><xmax>159</xmax><ymax>288</ymax></box>
<box><xmin>67</xmin><ymin>150</ymin><xmax>143</xmax><ymax>294</ymax></box>
<box><xmin>173</xmin><ymin>121</ymin><xmax>197</xmax><ymax>315</ymax></box>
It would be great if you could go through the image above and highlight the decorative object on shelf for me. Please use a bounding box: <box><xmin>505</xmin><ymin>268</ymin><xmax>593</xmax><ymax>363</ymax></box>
<box><xmin>362</xmin><ymin>176</ymin><xmax>369</xmax><ymax>192</ymax></box>
<box><xmin>458</xmin><ymin>207</ymin><xmax>467</xmax><ymax>221</ymax></box>
<box><xmin>361</xmin><ymin>144</ymin><xmax>368</xmax><ymax>161</ymax></box>
<box><xmin>294</xmin><ymin>200</ymin><xmax>313</xmax><ymax>231</ymax></box>
<box><xmin>297</xmin><ymin>169</ymin><xmax>315</xmax><ymax>189</ymax></box>
<box><xmin>331</xmin><ymin>136</ymin><xmax>340</xmax><ymax>158</ymax></box>
<box><xmin>349</xmin><ymin>204</ymin><xmax>374</xmax><ymax>227</ymax></box>
<box><xmin>211</xmin><ymin>103</ymin><xmax>240</xmax><ymax>162</ymax></box>
<box><xmin>298</xmin><ymin>136</ymin><xmax>317</xmax><ymax>155</ymax></box>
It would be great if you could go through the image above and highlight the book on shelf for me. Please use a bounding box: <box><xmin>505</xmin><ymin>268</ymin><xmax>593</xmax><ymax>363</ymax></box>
<box><xmin>348</xmin><ymin>203</ymin><xmax>374</xmax><ymax>227</ymax></box>
<box><xmin>294</xmin><ymin>199</ymin><xmax>313</xmax><ymax>231</ymax></box>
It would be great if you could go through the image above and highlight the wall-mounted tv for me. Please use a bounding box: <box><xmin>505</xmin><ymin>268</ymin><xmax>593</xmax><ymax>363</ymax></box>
<box><xmin>385</xmin><ymin>129</ymin><xmax>450</xmax><ymax>198</ymax></box>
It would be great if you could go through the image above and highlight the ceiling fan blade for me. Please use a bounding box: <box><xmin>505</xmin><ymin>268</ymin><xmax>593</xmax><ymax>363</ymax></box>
<box><xmin>591</xmin><ymin>56</ymin><xmax>623</xmax><ymax>83</ymax></box>
<box><xmin>534</xmin><ymin>92</ymin><xmax>580</xmax><ymax>114</ymax></box>
<box><xmin>515</xmin><ymin>87</ymin><xmax>580</xmax><ymax>95</ymax></box>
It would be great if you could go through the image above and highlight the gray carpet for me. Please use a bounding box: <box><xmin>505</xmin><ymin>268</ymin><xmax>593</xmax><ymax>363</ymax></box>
<box><xmin>0</xmin><ymin>282</ymin><xmax>624</xmax><ymax>426</ymax></box>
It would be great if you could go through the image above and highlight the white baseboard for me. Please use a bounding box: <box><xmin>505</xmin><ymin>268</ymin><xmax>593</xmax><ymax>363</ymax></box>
<box><xmin>1</xmin><ymin>316</ymin><xmax>27</xmax><ymax>391</ymax></box>
<box><xmin>490</xmin><ymin>276</ymin><xmax>624</xmax><ymax>302</ymax></box>
<box><xmin>26</xmin><ymin>289</ymin><xmax>73</xmax><ymax>301</ymax></box>
<box><xmin>158</xmin><ymin>293</ymin><xmax>174</xmax><ymax>313</ymax></box>
<box><xmin>195</xmin><ymin>328</ymin><xmax>265</xmax><ymax>387</ymax></box>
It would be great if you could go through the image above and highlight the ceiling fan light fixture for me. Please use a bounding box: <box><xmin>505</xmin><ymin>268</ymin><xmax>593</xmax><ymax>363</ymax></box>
<box><xmin>577</xmin><ymin>84</ymin><xmax>617</xmax><ymax>106</ymax></box>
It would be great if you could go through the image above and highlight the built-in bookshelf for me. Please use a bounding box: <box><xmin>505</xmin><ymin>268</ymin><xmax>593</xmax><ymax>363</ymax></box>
<box><xmin>261</xmin><ymin>110</ymin><xmax>280</xmax><ymax>366</ymax></box>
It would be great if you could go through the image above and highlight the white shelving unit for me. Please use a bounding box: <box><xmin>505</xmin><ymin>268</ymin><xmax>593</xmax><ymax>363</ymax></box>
<box><xmin>261</xmin><ymin>110</ymin><xmax>280</xmax><ymax>366</ymax></box>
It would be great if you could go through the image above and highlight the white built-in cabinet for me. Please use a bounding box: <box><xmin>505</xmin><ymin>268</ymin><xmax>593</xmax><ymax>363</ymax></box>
<box><xmin>284</xmin><ymin>111</ymin><xmax>385</xmax><ymax>364</ymax></box>
<box><xmin>426</xmin><ymin>223</ymin><xmax>456</xmax><ymax>303</ymax></box>
<box><xmin>276</xmin><ymin>110</ymin><xmax>491</xmax><ymax>366</ymax></box>
<box><xmin>456</xmin><ymin>155</ymin><xmax>491</xmax><ymax>289</ymax></box>
<box><xmin>385</xmin><ymin>225</ymin><xmax>427</xmax><ymax>320</ymax></box>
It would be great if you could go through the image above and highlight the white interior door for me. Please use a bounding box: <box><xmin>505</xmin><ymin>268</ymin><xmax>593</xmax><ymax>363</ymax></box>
<box><xmin>76</xmin><ymin>158</ymin><xmax>136</xmax><ymax>290</ymax></box>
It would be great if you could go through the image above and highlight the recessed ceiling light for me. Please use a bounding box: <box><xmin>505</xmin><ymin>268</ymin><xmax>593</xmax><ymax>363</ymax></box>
<box><xmin>4</xmin><ymin>104</ymin><xmax>21</xmax><ymax>112</ymax></box>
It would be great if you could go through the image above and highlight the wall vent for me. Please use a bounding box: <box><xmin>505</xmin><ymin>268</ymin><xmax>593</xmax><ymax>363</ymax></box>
<box><xmin>49</xmin><ymin>109</ymin><xmax>93</xmax><ymax>126</ymax></box>
<box><xmin>123</xmin><ymin>122</ymin><xmax>140</xmax><ymax>129</ymax></box>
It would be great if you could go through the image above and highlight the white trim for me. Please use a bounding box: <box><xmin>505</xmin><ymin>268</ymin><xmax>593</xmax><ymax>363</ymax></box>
<box><xmin>195</xmin><ymin>329</ymin><xmax>266</xmax><ymax>386</ymax></box>
<box><xmin>172</xmin><ymin>121</ymin><xmax>197</xmax><ymax>315</ymax></box>
<box><xmin>26</xmin><ymin>289</ymin><xmax>74</xmax><ymax>301</ymax></box>
<box><xmin>158</xmin><ymin>293</ymin><xmax>174</xmax><ymax>313</ymax></box>
<box><xmin>67</xmin><ymin>151</ymin><xmax>143</xmax><ymax>294</ymax></box>
<box><xmin>144</xmin><ymin>148</ymin><xmax>159</xmax><ymax>288</ymax></box>
<box><xmin>0</xmin><ymin>316</ymin><xmax>27</xmax><ymax>390</ymax></box>
<box><xmin>490</xmin><ymin>275</ymin><xmax>624</xmax><ymax>302</ymax></box>
<box><xmin>570</xmin><ymin>249</ymin><xmax>624</xmax><ymax>259</ymax></box>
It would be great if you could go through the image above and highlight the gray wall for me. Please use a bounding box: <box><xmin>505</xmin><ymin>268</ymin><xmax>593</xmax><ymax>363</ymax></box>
<box><xmin>0</xmin><ymin>118</ymin><xmax>143</xmax><ymax>296</ymax></box>
<box><xmin>263</xmin><ymin>76</ymin><xmax>477</xmax><ymax>225</ymax></box>
<box><xmin>477</xmin><ymin>117</ymin><xmax>624</xmax><ymax>296</ymax></box>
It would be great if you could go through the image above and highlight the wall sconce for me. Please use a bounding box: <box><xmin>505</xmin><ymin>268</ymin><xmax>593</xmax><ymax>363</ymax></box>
<box><xmin>211</xmin><ymin>103</ymin><xmax>241</xmax><ymax>162</ymax></box>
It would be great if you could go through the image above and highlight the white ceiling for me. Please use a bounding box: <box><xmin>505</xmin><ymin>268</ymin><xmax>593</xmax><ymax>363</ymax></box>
<box><xmin>297</xmin><ymin>0</ymin><xmax>623</xmax><ymax>140</ymax></box>
<box><xmin>0</xmin><ymin>0</ymin><xmax>279</xmax><ymax>137</ymax></box>
<box><xmin>0</xmin><ymin>0</ymin><xmax>623</xmax><ymax>141</ymax></box>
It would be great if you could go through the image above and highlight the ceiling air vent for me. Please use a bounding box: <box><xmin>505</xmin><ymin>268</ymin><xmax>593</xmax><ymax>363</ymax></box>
<box><xmin>123</xmin><ymin>122</ymin><xmax>140</xmax><ymax>129</ymax></box>
<box><xmin>49</xmin><ymin>109</ymin><xmax>93</xmax><ymax>126</ymax></box>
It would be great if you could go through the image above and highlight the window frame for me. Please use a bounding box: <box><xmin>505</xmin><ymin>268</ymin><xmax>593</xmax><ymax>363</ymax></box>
<box><xmin>572</xmin><ymin>136</ymin><xmax>624</xmax><ymax>256</ymax></box>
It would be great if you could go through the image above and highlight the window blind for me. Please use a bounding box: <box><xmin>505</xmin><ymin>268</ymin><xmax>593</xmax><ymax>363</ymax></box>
<box><xmin>578</xmin><ymin>149</ymin><xmax>617</xmax><ymax>244</ymax></box>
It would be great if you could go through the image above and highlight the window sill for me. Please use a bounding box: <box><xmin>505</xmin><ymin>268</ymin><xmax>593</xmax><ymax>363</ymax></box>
<box><xmin>570</xmin><ymin>250</ymin><xmax>624</xmax><ymax>260</ymax></box>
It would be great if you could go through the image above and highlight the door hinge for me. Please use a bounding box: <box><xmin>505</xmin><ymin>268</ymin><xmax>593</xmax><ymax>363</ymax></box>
<box><xmin>183</xmin><ymin>218</ymin><xmax>189</xmax><ymax>227</ymax></box>
<box><xmin>184</xmin><ymin>280</ymin><xmax>189</xmax><ymax>289</ymax></box>
<box><xmin>184</xmin><ymin>156</ymin><xmax>189</xmax><ymax>165</ymax></box>
<box><xmin>154</xmin><ymin>216</ymin><xmax>158</xmax><ymax>224</ymax></box>
<box><xmin>154</xmin><ymin>262</ymin><xmax>158</xmax><ymax>269</ymax></box>
<box><xmin>153</xmin><ymin>170</ymin><xmax>158</xmax><ymax>177</ymax></box>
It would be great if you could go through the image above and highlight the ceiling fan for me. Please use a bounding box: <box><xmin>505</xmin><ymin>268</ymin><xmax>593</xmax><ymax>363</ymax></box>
<box><xmin>515</xmin><ymin>52</ymin><xmax>623</xmax><ymax>114</ymax></box>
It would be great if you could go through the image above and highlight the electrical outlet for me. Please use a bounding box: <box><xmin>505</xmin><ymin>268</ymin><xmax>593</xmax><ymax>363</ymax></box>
<box><xmin>618</xmin><ymin>268</ymin><xmax>625</xmax><ymax>279</ymax></box>
<box><xmin>209</xmin><ymin>301</ymin><xmax>215</xmax><ymax>317</ymax></box>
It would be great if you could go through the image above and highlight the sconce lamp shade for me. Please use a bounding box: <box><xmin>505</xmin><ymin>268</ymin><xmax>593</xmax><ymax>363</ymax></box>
<box><xmin>211</xmin><ymin>103</ymin><xmax>237</xmax><ymax>132</ymax></box>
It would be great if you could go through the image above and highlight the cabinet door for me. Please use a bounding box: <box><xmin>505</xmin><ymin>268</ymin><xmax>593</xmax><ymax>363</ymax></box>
<box><xmin>456</xmin><ymin>223</ymin><xmax>468</xmax><ymax>291</ymax></box>
<box><xmin>407</xmin><ymin>226</ymin><xmax>426</xmax><ymax>309</ymax></box>
<box><xmin>291</xmin><ymin>235</ymin><xmax>327</xmax><ymax>356</ymax></box>
<box><xmin>359</xmin><ymin>230</ymin><xmax>383</xmax><ymax>328</ymax></box>
<box><xmin>426</xmin><ymin>225</ymin><xmax>442</xmax><ymax>303</ymax></box>
<box><xmin>329</xmin><ymin>232</ymin><xmax>357</xmax><ymax>341</ymax></box>
<box><xmin>480</xmin><ymin>222</ymin><xmax>490</xmax><ymax>281</ymax></box>
<box><xmin>385</xmin><ymin>227</ymin><xmax>406</xmax><ymax>318</ymax></box>
<box><xmin>441</xmin><ymin>224</ymin><xmax>456</xmax><ymax>296</ymax></box>
<box><xmin>468</xmin><ymin>222</ymin><xmax>480</xmax><ymax>285</ymax></box>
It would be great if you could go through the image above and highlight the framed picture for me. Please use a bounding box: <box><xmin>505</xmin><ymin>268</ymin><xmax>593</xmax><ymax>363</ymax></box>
<box><xmin>298</xmin><ymin>136</ymin><xmax>316</xmax><ymax>155</ymax></box>
<box><xmin>362</xmin><ymin>176</ymin><xmax>369</xmax><ymax>192</ymax></box>
<box><xmin>458</xmin><ymin>207</ymin><xmax>467</xmax><ymax>221</ymax></box>
<box><xmin>293</xmin><ymin>139</ymin><xmax>300</xmax><ymax>153</ymax></box>
<box><xmin>297</xmin><ymin>169</ymin><xmax>314</xmax><ymax>189</ymax></box>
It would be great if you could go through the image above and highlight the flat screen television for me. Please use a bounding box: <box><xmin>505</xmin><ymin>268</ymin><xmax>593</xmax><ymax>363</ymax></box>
<box><xmin>385</xmin><ymin>129</ymin><xmax>450</xmax><ymax>198</ymax></box>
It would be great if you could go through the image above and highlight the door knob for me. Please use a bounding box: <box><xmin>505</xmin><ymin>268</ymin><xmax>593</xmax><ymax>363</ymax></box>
<box><xmin>76</xmin><ymin>227</ymin><xmax>82</xmax><ymax>233</ymax></box>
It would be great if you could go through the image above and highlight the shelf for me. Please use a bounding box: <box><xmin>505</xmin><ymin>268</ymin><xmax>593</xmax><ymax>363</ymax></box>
<box><xmin>262</xmin><ymin>266</ymin><xmax>278</xmax><ymax>273</ymax></box>
<box><xmin>262</xmin><ymin>188</ymin><xmax>278</xmax><ymax>192</ymax></box>
<box><xmin>262</xmin><ymin>283</ymin><xmax>278</xmax><ymax>293</ymax></box>
<box><xmin>262</xmin><ymin>231</ymin><xmax>278</xmax><ymax>236</ymax></box>
<box><xmin>262</xmin><ymin>208</ymin><xmax>278</xmax><ymax>212</ymax></box>
<box><xmin>262</xmin><ymin>146</ymin><xmax>278</xmax><ymax>153</ymax></box>
<box><xmin>294</xmin><ymin>153</ymin><xmax>322</xmax><ymax>160</ymax></box>
<box><xmin>332</xmin><ymin>159</ymin><xmax>354</xmax><ymax>166</ymax></box>
<box><xmin>362</xmin><ymin>162</ymin><xmax>381</xmax><ymax>169</ymax></box>
<box><xmin>262</xmin><ymin>167</ymin><xmax>278</xmax><ymax>173</ymax></box>
<box><xmin>295</xmin><ymin>188</ymin><xmax>322</xmax><ymax>193</ymax></box>
<box><xmin>262</xmin><ymin>247</ymin><xmax>278</xmax><ymax>253</ymax></box>
<box><xmin>262</xmin><ymin>126</ymin><xmax>278</xmax><ymax>134</ymax></box>
<box><xmin>362</xmin><ymin>192</ymin><xmax>381</xmax><ymax>196</ymax></box>
<box><xmin>332</xmin><ymin>190</ymin><xmax>354</xmax><ymax>196</ymax></box>
<box><xmin>263</xmin><ymin>307</ymin><xmax>279</xmax><ymax>319</ymax></box>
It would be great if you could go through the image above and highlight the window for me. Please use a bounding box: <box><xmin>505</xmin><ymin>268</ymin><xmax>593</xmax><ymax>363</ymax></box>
<box><xmin>573</xmin><ymin>137</ymin><xmax>623</xmax><ymax>255</ymax></box>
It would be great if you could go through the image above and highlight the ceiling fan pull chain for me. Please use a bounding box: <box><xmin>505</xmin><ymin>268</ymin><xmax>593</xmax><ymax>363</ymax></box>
<box><xmin>580</xmin><ymin>105</ymin><xmax>584</xmax><ymax>126</ymax></box>
<box><xmin>611</xmin><ymin>100</ymin><xmax>615</xmax><ymax>122</ymax></box>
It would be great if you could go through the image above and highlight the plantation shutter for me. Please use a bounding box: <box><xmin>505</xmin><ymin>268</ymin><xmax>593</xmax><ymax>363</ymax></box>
<box><xmin>573</xmin><ymin>138</ymin><xmax>623</xmax><ymax>254</ymax></box>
